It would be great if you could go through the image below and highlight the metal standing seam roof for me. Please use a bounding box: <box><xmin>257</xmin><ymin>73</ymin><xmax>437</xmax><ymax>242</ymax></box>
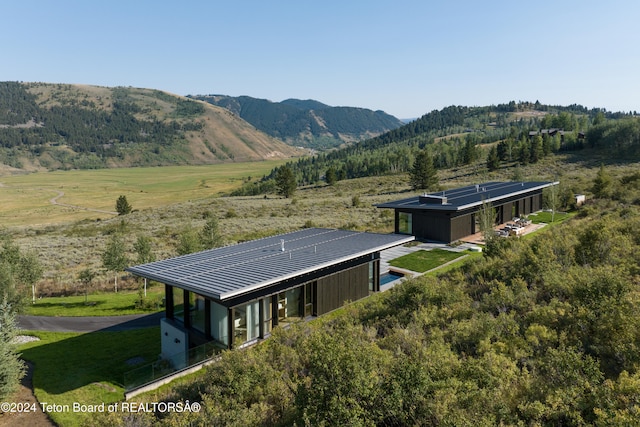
<box><xmin>376</xmin><ymin>181</ymin><xmax>558</xmax><ymax>211</ymax></box>
<box><xmin>126</xmin><ymin>228</ymin><xmax>414</xmax><ymax>301</ymax></box>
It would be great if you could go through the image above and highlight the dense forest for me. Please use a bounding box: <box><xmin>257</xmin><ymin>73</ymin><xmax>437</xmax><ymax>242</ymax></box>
<box><xmin>190</xmin><ymin>94</ymin><xmax>404</xmax><ymax>149</ymax></box>
<box><xmin>97</xmin><ymin>173</ymin><xmax>640</xmax><ymax>426</ymax></box>
<box><xmin>231</xmin><ymin>103</ymin><xmax>638</xmax><ymax>195</ymax></box>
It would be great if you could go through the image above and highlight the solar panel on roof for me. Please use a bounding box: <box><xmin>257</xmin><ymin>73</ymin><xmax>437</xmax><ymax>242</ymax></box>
<box><xmin>376</xmin><ymin>181</ymin><xmax>556</xmax><ymax>211</ymax></box>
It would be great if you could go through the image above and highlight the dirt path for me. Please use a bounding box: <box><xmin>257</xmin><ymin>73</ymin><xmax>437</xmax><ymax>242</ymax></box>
<box><xmin>18</xmin><ymin>312</ymin><xmax>163</xmax><ymax>332</ymax></box>
<box><xmin>0</xmin><ymin>182</ymin><xmax>118</xmax><ymax>216</ymax></box>
<box><xmin>47</xmin><ymin>189</ymin><xmax>118</xmax><ymax>215</ymax></box>
<box><xmin>0</xmin><ymin>362</ymin><xmax>55</xmax><ymax>427</ymax></box>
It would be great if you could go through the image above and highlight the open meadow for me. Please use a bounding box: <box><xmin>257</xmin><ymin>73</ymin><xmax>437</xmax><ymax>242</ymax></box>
<box><xmin>0</xmin><ymin>160</ymin><xmax>288</xmax><ymax>227</ymax></box>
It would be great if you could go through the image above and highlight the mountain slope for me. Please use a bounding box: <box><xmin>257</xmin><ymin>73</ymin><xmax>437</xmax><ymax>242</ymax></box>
<box><xmin>190</xmin><ymin>94</ymin><xmax>404</xmax><ymax>149</ymax></box>
<box><xmin>0</xmin><ymin>82</ymin><xmax>302</xmax><ymax>172</ymax></box>
<box><xmin>230</xmin><ymin>102</ymin><xmax>637</xmax><ymax>194</ymax></box>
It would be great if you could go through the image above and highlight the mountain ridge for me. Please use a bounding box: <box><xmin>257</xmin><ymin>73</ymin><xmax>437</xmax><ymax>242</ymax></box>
<box><xmin>190</xmin><ymin>94</ymin><xmax>404</xmax><ymax>149</ymax></box>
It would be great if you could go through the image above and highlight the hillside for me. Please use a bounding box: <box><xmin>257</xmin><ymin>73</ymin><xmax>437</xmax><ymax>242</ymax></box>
<box><xmin>15</xmin><ymin>155</ymin><xmax>639</xmax><ymax>427</ymax></box>
<box><xmin>0</xmin><ymin>82</ymin><xmax>302</xmax><ymax>172</ymax></box>
<box><xmin>190</xmin><ymin>94</ymin><xmax>404</xmax><ymax>149</ymax></box>
<box><xmin>231</xmin><ymin>102</ymin><xmax>638</xmax><ymax>192</ymax></box>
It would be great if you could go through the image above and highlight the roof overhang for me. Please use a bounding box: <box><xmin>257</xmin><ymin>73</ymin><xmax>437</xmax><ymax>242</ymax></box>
<box><xmin>126</xmin><ymin>228</ymin><xmax>414</xmax><ymax>302</ymax></box>
<box><xmin>376</xmin><ymin>181</ymin><xmax>558</xmax><ymax>212</ymax></box>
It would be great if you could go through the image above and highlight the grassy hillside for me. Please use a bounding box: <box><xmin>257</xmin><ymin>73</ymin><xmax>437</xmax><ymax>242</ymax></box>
<box><xmin>0</xmin><ymin>82</ymin><xmax>302</xmax><ymax>172</ymax></box>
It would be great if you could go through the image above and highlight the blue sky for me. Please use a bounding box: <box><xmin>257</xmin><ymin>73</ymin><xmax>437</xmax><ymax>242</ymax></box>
<box><xmin>2</xmin><ymin>0</ymin><xmax>639</xmax><ymax>118</ymax></box>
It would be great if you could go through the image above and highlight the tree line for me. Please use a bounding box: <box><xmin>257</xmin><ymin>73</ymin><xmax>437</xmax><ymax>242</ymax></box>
<box><xmin>231</xmin><ymin>103</ymin><xmax>637</xmax><ymax>197</ymax></box>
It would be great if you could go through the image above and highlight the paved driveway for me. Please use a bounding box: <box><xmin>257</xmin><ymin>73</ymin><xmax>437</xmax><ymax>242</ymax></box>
<box><xmin>17</xmin><ymin>312</ymin><xmax>163</xmax><ymax>333</ymax></box>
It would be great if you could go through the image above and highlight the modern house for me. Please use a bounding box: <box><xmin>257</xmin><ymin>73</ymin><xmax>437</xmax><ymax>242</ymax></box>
<box><xmin>377</xmin><ymin>181</ymin><xmax>558</xmax><ymax>243</ymax></box>
<box><xmin>126</xmin><ymin>228</ymin><xmax>413</xmax><ymax>367</ymax></box>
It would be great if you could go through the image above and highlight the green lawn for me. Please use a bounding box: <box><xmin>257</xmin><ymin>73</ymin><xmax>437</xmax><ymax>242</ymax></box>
<box><xmin>25</xmin><ymin>289</ymin><xmax>164</xmax><ymax>317</ymax></box>
<box><xmin>18</xmin><ymin>327</ymin><xmax>160</xmax><ymax>427</ymax></box>
<box><xmin>527</xmin><ymin>211</ymin><xmax>573</xmax><ymax>224</ymax></box>
<box><xmin>389</xmin><ymin>248</ymin><xmax>467</xmax><ymax>273</ymax></box>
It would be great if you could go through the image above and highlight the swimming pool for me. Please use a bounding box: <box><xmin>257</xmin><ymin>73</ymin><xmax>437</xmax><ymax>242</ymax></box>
<box><xmin>380</xmin><ymin>271</ymin><xmax>404</xmax><ymax>286</ymax></box>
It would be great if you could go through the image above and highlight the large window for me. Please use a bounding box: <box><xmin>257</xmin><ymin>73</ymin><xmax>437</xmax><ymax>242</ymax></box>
<box><xmin>278</xmin><ymin>287</ymin><xmax>302</xmax><ymax>325</ymax></box>
<box><xmin>398</xmin><ymin>212</ymin><xmax>413</xmax><ymax>234</ymax></box>
<box><xmin>173</xmin><ymin>287</ymin><xmax>185</xmax><ymax>323</ymax></box>
<box><xmin>263</xmin><ymin>297</ymin><xmax>273</xmax><ymax>336</ymax></box>
<box><xmin>190</xmin><ymin>293</ymin><xmax>206</xmax><ymax>333</ymax></box>
<box><xmin>210</xmin><ymin>300</ymin><xmax>228</xmax><ymax>346</ymax></box>
<box><xmin>233</xmin><ymin>300</ymin><xmax>260</xmax><ymax>346</ymax></box>
<box><xmin>369</xmin><ymin>261</ymin><xmax>375</xmax><ymax>292</ymax></box>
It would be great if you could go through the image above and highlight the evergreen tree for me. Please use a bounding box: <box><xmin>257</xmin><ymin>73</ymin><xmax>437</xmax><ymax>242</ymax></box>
<box><xmin>409</xmin><ymin>150</ymin><xmax>438</xmax><ymax>191</ymax></box>
<box><xmin>486</xmin><ymin>146</ymin><xmax>500</xmax><ymax>171</ymax></box>
<box><xmin>592</xmin><ymin>165</ymin><xmax>612</xmax><ymax>198</ymax></box>
<box><xmin>497</xmin><ymin>139</ymin><xmax>512</xmax><ymax>161</ymax></box>
<box><xmin>116</xmin><ymin>195</ymin><xmax>132</xmax><ymax>215</ymax></box>
<box><xmin>0</xmin><ymin>236</ymin><xmax>27</xmax><ymax>310</ymax></box>
<box><xmin>275</xmin><ymin>165</ymin><xmax>296</xmax><ymax>198</ymax></box>
<box><xmin>462</xmin><ymin>138</ymin><xmax>477</xmax><ymax>164</ymax></box>
<box><xmin>325</xmin><ymin>167</ymin><xmax>338</xmax><ymax>186</ymax></box>
<box><xmin>519</xmin><ymin>140</ymin><xmax>531</xmax><ymax>165</ymax></box>
<box><xmin>530</xmin><ymin>135</ymin><xmax>543</xmax><ymax>163</ymax></box>
<box><xmin>0</xmin><ymin>297</ymin><xmax>25</xmax><ymax>401</ymax></box>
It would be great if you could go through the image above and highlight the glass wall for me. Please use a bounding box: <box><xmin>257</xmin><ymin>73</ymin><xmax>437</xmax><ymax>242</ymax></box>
<box><xmin>278</xmin><ymin>288</ymin><xmax>302</xmax><ymax>325</ymax></box>
<box><xmin>191</xmin><ymin>293</ymin><xmax>206</xmax><ymax>333</ymax></box>
<box><xmin>173</xmin><ymin>287</ymin><xmax>185</xmax><ymax>323</ymax></box>
<box><xmin>233</xmin><ymin>300</ymin><xmax>260</xmax><ymax>346</ymax></box>
<box><xmin>369</xmin><ymin>261</ymin><xmax>374</xmax><ymax>292</ymax></box>
<box><xmin>398</xmin><ymin>212</ymin><xmax>413</xmax><ymax>234</ymax></box>
<box><xmin>210</xmin><ymin>300</ymin><xmax>228</xmax><ymax>346</ymax></box>
<box><xmin>263</xmin><ymin>297</ymin><xmax>273</xmax><ymax>335</ymax></box>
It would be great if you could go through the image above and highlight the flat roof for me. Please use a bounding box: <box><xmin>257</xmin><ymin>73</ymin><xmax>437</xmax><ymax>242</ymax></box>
<box><xmin>126</xmin><ymin>228</ymin><xmax>414</xmax><ymax>301</ymax></box>
<box><xmin>377</xmin><ymin>181</ymin><xmax>557</xmax><ymax>211</ymax></box>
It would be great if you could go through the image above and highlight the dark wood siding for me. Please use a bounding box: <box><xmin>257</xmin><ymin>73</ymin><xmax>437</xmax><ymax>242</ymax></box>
<box><xmin>402</xmin><ymin>210</ymin><xmax>451</xmax><ymax>242</ymax></box>
<box><xmin>393</xmin><ymin>188</ymin><xmax>547</xmax><ymax>243</ymax></box>
<box><xmin>450</xmin><ymin>213</ymin><xmax>472</xmax><ymax>242</ymax></box>
<box><xmin>316</xmin><ymin>263</ymin><xmax>369</xmax><ymax>315</ymax></box>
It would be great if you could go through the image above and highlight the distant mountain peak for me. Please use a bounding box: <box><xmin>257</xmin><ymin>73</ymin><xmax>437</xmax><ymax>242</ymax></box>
<box><xmin>192</xmin><ymin>94</ymin><xmax>404</xmax><ymax>149</ymax></box>
<box><xmin>280</xmin><ymin>99</ymin><xmax>331</xmax><ymax>111</ymax></box>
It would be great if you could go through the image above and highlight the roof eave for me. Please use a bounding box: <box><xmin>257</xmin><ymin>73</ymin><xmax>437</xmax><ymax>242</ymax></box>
<box><xmin>455</xmin><ymin>181</ymin><xmax>559</xmax><ymax>211</ymax></box>
<box><xmin>218</xmin><ymin>235</ymin><xmax>415</xmax><ymax>300</ymax></box>
<box><xmin>126</xmin><ymin>234</ymin><xmax>415</xmax><ymax>303</ymax></box>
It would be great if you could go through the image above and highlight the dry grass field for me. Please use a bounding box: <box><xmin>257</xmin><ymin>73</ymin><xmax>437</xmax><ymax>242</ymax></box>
<box><xmin>3</xmin><ymin>150</ymin><xmax>637</xmax><ymax>296</ymax></box>
<box><xmin>10</xmin><ymin>174</ymin><xmax>405</xmax><ymax>294</ymax></box>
